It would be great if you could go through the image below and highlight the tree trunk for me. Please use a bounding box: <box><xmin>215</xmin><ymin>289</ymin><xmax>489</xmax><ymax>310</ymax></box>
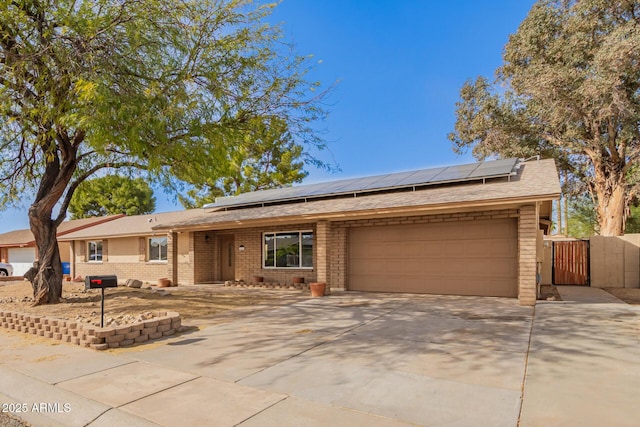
<box><xmin>589</xmin><ymin>150</ymin><xmax>627</xmax><ymax>237</ymax></box>
<box><xmin>596</xmin><ymin>183</ymin><xmax>626</xmax><ymax>236</ymax></box>
<box><xmin>556</xmin><ymin>197</ymin><xmax>563</xmax><ymax>234</ymax></box>
<box><xmin>27</xmin><ymin>207</ymin><xmax>63</xmax><ymax>305</ymax></box>
<box><xmin>563</xmin><ymin>193</ymin><xmax>569</xmax><ymax>236</ymax></box>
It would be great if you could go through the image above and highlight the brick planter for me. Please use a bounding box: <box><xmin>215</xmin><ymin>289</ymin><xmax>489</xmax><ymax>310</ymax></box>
<box><xmin>0</xmin><ymin>310</ymin><xmax>181</xmax><ymax>350</ymax></box>
<box><xmin>224</xmin><ymin>280</ymin><xmax>312</xmax><ymax>291</ymax></box>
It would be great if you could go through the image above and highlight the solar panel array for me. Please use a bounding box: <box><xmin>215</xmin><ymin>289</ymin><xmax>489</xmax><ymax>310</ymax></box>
<box><xmin>205</xmin><ymin>158</ymin><xmax>519</xmax><ymax>210</ymax></box>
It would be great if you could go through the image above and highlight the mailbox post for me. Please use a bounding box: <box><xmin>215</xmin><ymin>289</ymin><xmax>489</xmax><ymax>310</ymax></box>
<box><xmin>85</xmin><ymin>275</ymin><xmax>118</xmax><ymax>327</ymax></box>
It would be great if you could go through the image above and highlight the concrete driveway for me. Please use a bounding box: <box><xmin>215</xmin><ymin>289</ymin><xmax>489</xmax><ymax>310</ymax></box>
<box><xmin>0</xmin><ymin>291</ymin><xmax>534</xmax><ymax>427</ymax></box>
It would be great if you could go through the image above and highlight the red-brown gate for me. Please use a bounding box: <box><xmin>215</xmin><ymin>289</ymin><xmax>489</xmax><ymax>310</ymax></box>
<box><xmin>552</xmin><ymin>240</ymin><xmax>590</xmax><ymax>286</ymax></box>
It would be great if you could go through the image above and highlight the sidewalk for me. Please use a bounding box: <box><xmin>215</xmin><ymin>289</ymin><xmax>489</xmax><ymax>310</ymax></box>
<box><xmin>520</xmin><ymin>286</ymin><xmax>640</xmax><ymax>427</ymax></box>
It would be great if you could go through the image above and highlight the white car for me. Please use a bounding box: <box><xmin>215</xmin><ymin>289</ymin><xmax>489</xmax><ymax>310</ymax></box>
<box><xmin>0</xmin><ymin>262</ymin><xmax>14</xmax><ymax>277</ymax></box>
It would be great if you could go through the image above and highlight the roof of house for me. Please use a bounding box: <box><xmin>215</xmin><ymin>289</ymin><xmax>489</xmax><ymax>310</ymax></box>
<box><xmin>152</xmin><ymin>158</ymin><xmax>561</xmax><ymax>232</ymax></box>
<box><xmin>57</xmin><ymin>209</ymin><xmax>206</xmax><ymax>240</ymax></box>
<box><xmin>0</xmin><ymin>214</ymin><xmax>125</xmax><ymax>247</ymax></box>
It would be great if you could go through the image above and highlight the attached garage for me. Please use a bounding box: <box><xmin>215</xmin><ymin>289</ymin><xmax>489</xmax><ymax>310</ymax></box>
<box><xmin>349</xmin><ymin>218</ymin><xmax>518</xmax><ymax>297</ymax></box>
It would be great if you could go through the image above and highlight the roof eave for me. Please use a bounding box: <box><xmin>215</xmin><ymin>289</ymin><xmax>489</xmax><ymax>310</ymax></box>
<box><xmin>58</xmin><ymin>230</ymin><xmax>166</xmax><ymax>241</ymax></box>
<box><xmin>155</xmin><ymin>193</ymin><xmax>561</xmax><ymax>233</ymax></box>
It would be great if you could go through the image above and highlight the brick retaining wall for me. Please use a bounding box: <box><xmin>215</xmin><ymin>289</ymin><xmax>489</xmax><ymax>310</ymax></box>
<box><xmin>0</xmin><ymin>310</ymin><xmax>181</xmax><ymax>350</ymax></box>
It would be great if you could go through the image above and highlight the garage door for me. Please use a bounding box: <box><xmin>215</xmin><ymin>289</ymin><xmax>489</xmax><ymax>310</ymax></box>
<box><xmin>349</xmin><ymin>218</ymin><xmax>518</xmax><ymax>297</ymax></box>
<box><xmin>8</xmin><ymin>247</ymin><xmax>36</xmax><ymax>277</ymax></box>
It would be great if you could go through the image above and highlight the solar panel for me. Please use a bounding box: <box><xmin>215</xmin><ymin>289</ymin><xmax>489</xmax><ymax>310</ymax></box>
<box><xmin>394</xmin><ymin>167</ymin><xmax>448</xmax><ymax>187</ymax></box>
<box><xmin>468</xmin><ymin>158</ymin><xmax>519</xmax><ymax>178</ymax></box>
<box><xmin>204</xmin><ymin>158</ymin><xmax>519</xmax><ymax>209</ymax></box>
<box><xmin>429</xmin><ymin>163</ymin><xmax>480</xmax><ymax>182</ymax></box>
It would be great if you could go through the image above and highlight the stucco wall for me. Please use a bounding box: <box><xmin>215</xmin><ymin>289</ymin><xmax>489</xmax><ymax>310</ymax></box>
<box><xmin>59</xmin><ymin>242</ymin><xmax>70</xmax><ymax>263</ymax></box>
<box><xmin>540</xmin><ymin>241</ymin><xmax>553</xmax><ymax>285</ymax></box>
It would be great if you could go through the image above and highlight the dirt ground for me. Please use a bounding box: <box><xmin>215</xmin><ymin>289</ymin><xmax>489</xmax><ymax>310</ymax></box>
<box><xmin>603</xmin><ymin>288</ymin><xmax>640</xmax><ymax>305</ymax></box>
<box><xmin>0</xmin><ymin>280</ymin><xmax>302</xmax><ymax>326</ymax></box>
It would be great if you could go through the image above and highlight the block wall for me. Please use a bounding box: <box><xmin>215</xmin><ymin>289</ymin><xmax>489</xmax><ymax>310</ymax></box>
<box><xmin>0</xmin><ymin>310</ymin><xmax>181</xmax><ymax>350</ymax></box>
<box><xmin>590</xmin><ymin>234</ymin><xmax>640</xmax><ymax>288</ymax></box>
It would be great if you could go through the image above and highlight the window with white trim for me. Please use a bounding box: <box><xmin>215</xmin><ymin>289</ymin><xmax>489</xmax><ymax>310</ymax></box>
<box><xmin>263</xmin><ymin>231</ymin><xmax>313</xmax><ymax>268</ymax></box>
<box><xmin>148</xmin><ymin>237</ymin><xmax>168</xmax><ymax>261</ymax></box>
<box><xmin>87</xmin><ymin>241</ymin><xmax>103</xmax><ymax>262</ymax></box>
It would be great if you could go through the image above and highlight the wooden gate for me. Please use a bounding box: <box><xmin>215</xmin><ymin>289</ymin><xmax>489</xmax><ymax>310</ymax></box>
<box><xmin>552</xmin><ymin>240</ymin><xmax>590</xmax><ymax>286</ymax></box>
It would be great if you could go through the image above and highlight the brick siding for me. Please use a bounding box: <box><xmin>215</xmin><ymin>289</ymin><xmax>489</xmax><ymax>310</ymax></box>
<box><xmin>233</xmin><ymin>224</ymin><xmax>318</xmax><ymax>285</ymax></box>
<box><xmin>74</xmin><ymin>262</ymin><xmax>168</xmax><ymax>284</ymax></box>
<box><xmin>71</xmin><ymin>238</ymin><xmax>169</xmax><ymax>284</ymax></box>
<box><xmin>68</xmin><ymin>206</ymin><xmax>539</xmax><ymax>303</ymax></box>
<box><xmin>518</xmin><ymin>205</ymin><xmax>538</xmax><ymax>306</ymax></box>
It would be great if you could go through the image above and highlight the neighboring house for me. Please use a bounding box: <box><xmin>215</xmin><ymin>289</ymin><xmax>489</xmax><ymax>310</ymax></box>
<box><xmin>0</xmin><ymin>215</ymin><xmax>124</xmax><ymax>276</ymax></box>
<box><xmin>146</xmin><ymin>157</ymin><xmax>560</xmax><ymax>306</ymax></box>
<box><xmin>58</xmin><ymin>210</ymin><xmax>206</xmax><ymax>283</ymax></box>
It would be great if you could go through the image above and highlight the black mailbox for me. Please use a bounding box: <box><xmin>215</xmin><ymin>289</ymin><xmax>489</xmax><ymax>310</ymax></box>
<box><xmin>85</xmin><ymin>275</ymin><xmax>118</xmax><ymax>290</ymax></box>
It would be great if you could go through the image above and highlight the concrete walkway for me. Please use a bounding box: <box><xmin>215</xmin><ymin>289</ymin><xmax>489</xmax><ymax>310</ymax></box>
<box><xmin>0</xmin><ymin>287</ymin><xmax>638</xmax><ymax>427</ymax></box>
<box><xmin>520</xmin><ymin>286</ymin><xmax>640</xmax><ymax>427</ymax></box>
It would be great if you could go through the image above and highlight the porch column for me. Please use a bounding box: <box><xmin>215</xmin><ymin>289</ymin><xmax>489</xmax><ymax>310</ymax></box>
<box><xmin>316</xmin><ymin>220</ymin><xmax>330</xmax><ymax>295</ymax></box>
<box><xmin>518</xmin><ymin>205</ymin><xmax>538</xmax><ymax>306</ymax></box>
<box><xmin>69</xmin><ymin>241</ymin><xmax>76</xmax><ymax>279</ymax></box>
<box><xmin>167</xmin><ymin>232</ymin><xmax>178</xmax><ymax>286</ymax></box>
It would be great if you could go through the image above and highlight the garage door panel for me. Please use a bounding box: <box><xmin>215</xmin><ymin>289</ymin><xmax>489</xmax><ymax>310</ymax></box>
<box><xmin>463</xmin><ymin>240</ymin><xmax>518</xmax><ymax>257</ymax></box>
<box><xmin>356</xmin><ymin>240</ymin><xmax>488</xmax><ymax>259</ymax></box>
<box><xmin>8</xmin><ymin>247</ymin><xmax>37</xmax><ymax>277</ymax></box>
<box><xmin>349</xmin><ymin>218</ymin><xmax>518</xmax><ymax>297</ymax></box>
<box><xmin>349</xmin><ymin>274</ymin><xmax>517</xmax><ymax>296</ymax></box>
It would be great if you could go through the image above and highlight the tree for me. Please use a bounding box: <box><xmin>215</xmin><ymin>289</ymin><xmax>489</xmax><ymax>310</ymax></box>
<box><xmin>624</xmin><ymin>203</ymin><xmax>640</xmax><ymax>233</ymax></box>
<box><xmin>69</xmin><ymin>175</ymin><xmax>155</xmax><ymax>218</ymax></box>
<box><xmin>179</xmin><ymin>116</ymin><xmax>308</xmax><ymax>208</ymax></box>
<box><xmin>566</xmin><ymin>195</ymin><xmax>598</xmax><ymax>238</ymax></box>
<box><xmin>0</xmin><ymin>0</ymin><xmax>328</xmax><ymax>305</ymax></box>
<box><xmin>566</xmin><ymin>196</ymin><xmax>640</xmax><ymax>236</ymax></box>
<box><xmin>449</xmin><ymin>0</ymin><xmax>640</xmax><ymax>236</ymax></box>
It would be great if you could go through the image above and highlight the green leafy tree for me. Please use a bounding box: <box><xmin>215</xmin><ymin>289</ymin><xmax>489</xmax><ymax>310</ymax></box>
<box><xmin>179</xmin><ymin>117</ymin><xmax>309</xmax><ymax>208</ymax></box>
<box><xmin>0</xmin><ymin>0</ymin><xmax>329</xmax><ymax>304</ymax></box>
<box><xmin>449</xmin><ymin>0</ymin><xmax>640</xmax><ymax>236</ymax></box>
<box><xmin>69</xmin><ymin>175</ymin><xmax>155</xmax><ymax>218</ymax></box>
<box><xmin>625</xmin><ymin>204</ymin><xmax>640</xmax><ymax>233</ymax></box>
<box><xmin>566</xmin><ymin>196</ymin><xmax>598</xmax><ymax>238</ymax></box>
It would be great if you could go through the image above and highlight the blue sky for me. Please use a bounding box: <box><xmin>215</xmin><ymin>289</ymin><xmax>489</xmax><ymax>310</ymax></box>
<box><xmin>1</xmin><ymin>0</ymin><xmax>536</xmax><ymax>231</ymax></box>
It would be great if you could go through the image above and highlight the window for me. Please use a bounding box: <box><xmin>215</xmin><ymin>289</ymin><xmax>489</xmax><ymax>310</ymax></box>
<box><xmin>148</xmin><ymin>237</ymin><xmax>168</xmax><ymax>261</ymax></box>
<box><xmin>263</xmin><ymin>231</ymin><xmax>313</xmax><ymax>268</ymax></box>
<box><xmin>87</xmin><ymin>241</ymin><xmax>102</xmax><ymax>262</ymax></box>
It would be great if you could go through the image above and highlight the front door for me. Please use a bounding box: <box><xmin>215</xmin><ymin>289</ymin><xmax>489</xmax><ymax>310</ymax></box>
<box><xmin>220</xmin><ymin>235</ymin><xmax>235</xmax><ymax>281</ymax></box>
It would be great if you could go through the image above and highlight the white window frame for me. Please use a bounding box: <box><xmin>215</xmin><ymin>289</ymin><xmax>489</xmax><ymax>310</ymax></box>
<box><xmin>262</xmin><ymin>230</ymin><xmax>313</xmax><ymax>269</ymax></box>
<box><xmin>148</xmin><ymin>236</ymin><xmax>168</xmax><ymax>263</ymax></box>
<box><xmin>87</xmin><ymin>241</ymin><xmax>103</xmax><ymax>263</ymax></box>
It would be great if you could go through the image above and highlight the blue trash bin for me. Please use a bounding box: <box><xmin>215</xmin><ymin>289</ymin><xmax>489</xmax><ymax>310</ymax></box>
<box><xmin>61</xmin><ymin>262</ymin><xmax>70</xmax><ymax>275</ymax></box>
